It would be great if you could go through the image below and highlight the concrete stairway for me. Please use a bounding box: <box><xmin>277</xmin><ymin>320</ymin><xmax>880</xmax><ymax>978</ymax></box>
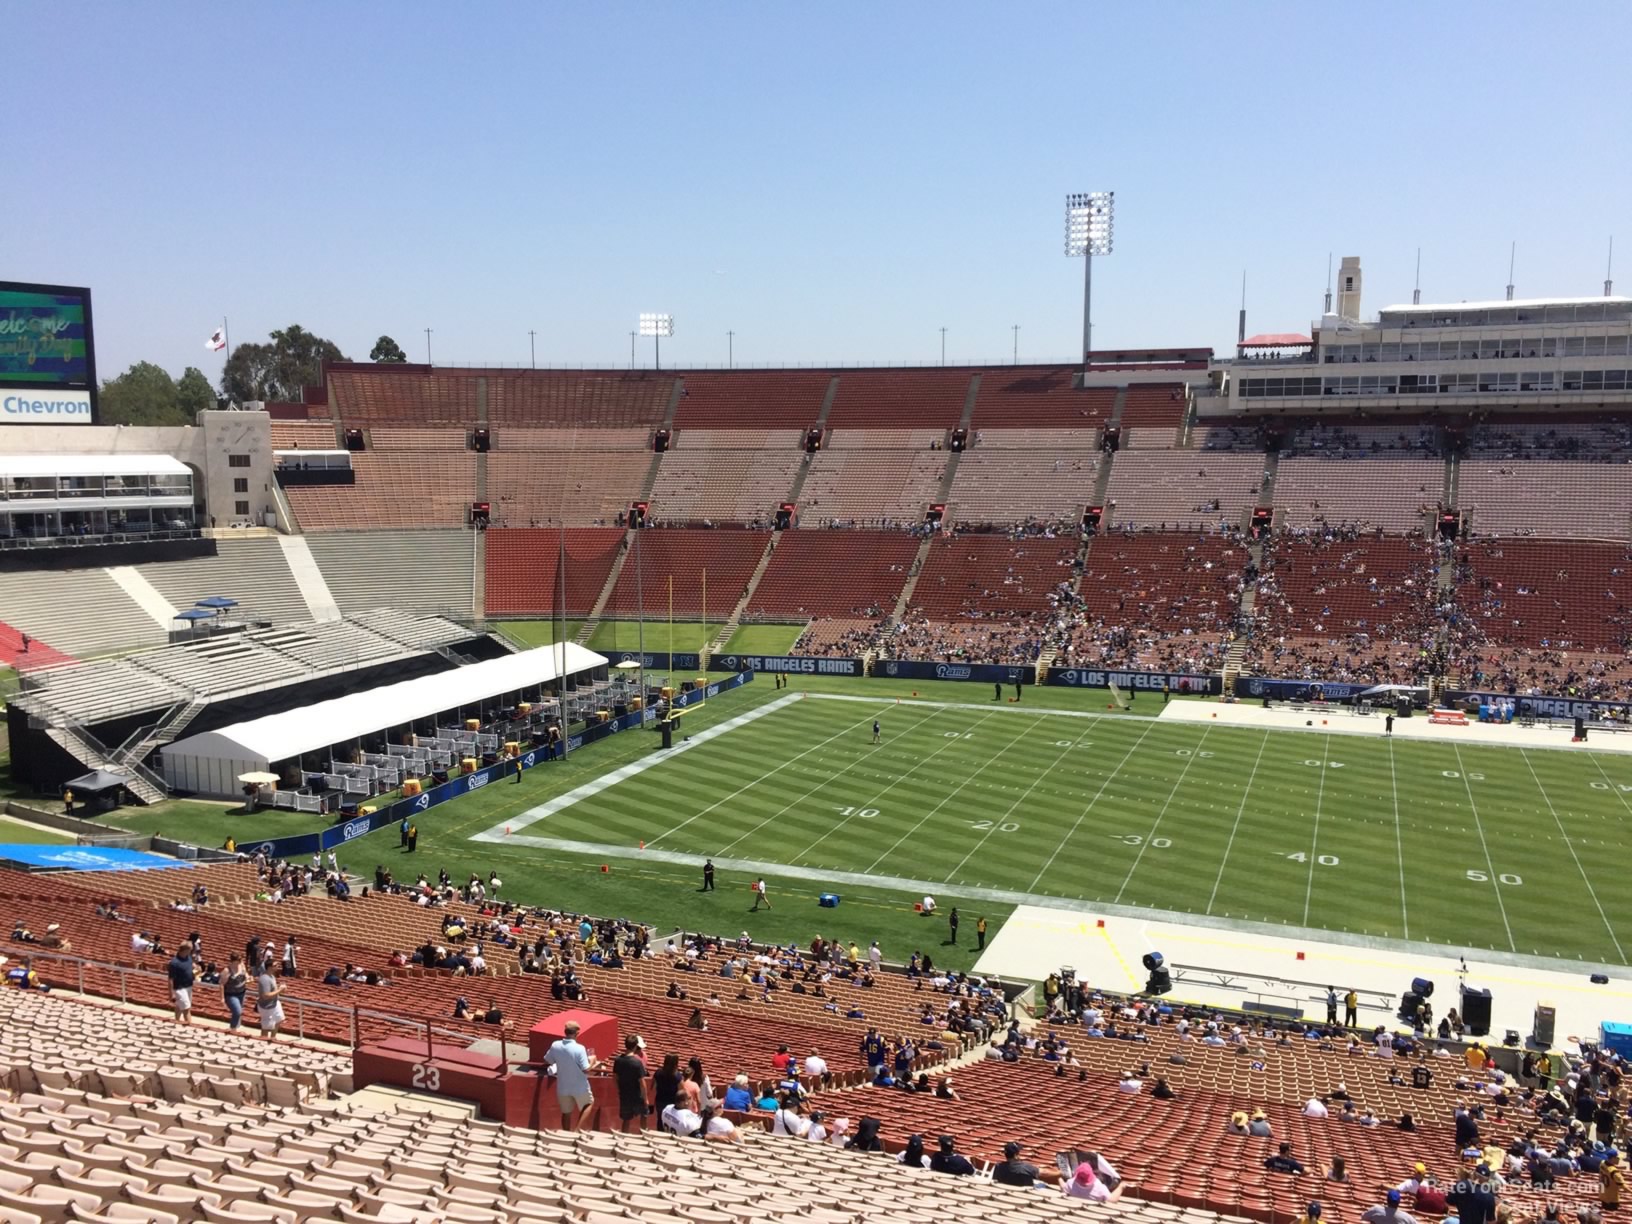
<box><xmin>709</xmin><ymin>534</ymin><xmax>780</xmax><ymax>652</ymax></box>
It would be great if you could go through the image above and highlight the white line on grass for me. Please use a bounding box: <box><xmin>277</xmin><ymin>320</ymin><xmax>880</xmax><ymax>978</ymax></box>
<box><xmin>710</xmin><ymin>705</ymin><xmax>943</xmax><ymax>858</ymax></box>
<box><xmin>943</xmin><ymin>717</ymin><xmax>1098</xmax><ymax>883</ymax></box>
<box><xmin>1027</xmin><ymin>718</ymin><xmax>1163</xmax><ymax>891</ymax></box>
<box><xmin>1452</xmin><ymin>744</ymin><xmax>1516</xmax><ymax>952</ymax></box>
<box><xmin>472</xmin><ymin>693</ymin><xmax>805</xmax><ymax>841</ymax></box>
<box><xmin>1520</xmin><ymin>748</ymin><xmax>1626</xmax><ymax>963</ymax></box>
<box><xmin>1114</xmin><ymin>726</ymin><xmax>1211</xmax><ymax>904</ymax></box>
<box><xmin>791</xmin><ymin>709</ymin><xmax>1003</xmax><ymax>862</ymax></box>
<box><xmin>1205</xmin><ymin>730</ymin><xmax>1271</xmax><ymax>915</ymax></box>
<box><xmin>1387</xmin><ymin>737</ymin><xmax>1410</xmax><ymax>940</ymax></box>
<box><xmin>862</xmin><ymin>717</ymin><xmax>1048</xmax><ymax>875</ymax></box>
<box><xmin>645</xmin><ymin>704</ymin><xmax>887</xmax><ymax>850</ymax></box>
<box><xmin>1302</xmin><ymin>734</ymin><xmax>1330</xmax><ymax>926</ymax></box>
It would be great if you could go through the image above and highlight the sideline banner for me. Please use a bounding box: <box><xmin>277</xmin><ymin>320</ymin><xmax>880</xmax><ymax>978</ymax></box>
<box><xmin>873</xmin><ymin>659</ymin><xmax>1036</xmax><ymax>685</ymax></box>
<box><xmin>708</xmin><ymin>653</ymin><xmax>862</xmax><ymax>677</ymax></box>
<box><xmin>1233</xmin><ymin>676</ymin><xmax>1374</xmax><ymax>702</ymax></box>
<box><xmin>1048</xmin><ymin>668</ymin><xmax>1218</xmax><ymax>694</ymax></box>
<box><xmin>602</xmin><ymin>651</ymin><xmax>702</xmax><ymax>671</ymax></box>
<box><xmin>1443</xmin><ymin>689</ymin><xmax>1630</xmax><ymax>721</ymax></box>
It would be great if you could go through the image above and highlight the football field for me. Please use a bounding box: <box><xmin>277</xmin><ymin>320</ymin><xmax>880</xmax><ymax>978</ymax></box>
<box><xmin>482</xmin><ymin>690</ymin><xmax>1632</xmax><ymax>967</ymax></box>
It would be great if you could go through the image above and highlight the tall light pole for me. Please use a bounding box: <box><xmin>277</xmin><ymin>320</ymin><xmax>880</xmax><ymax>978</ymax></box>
<box><xmin>939</xmin><ymin>327</ymin><xmax>948</xmax><ymax>366</ymax></box>
<box><xmin>629</xmin><ymin>331</ymin><xmax>636</xmax><ymax>370</ymax></box>
<box><xmin>727</xmin><ymin>330</ymin><xmax>735</xmax><ymax>368</ymax></box>
<box><xmin>638</xmin><ymin>313</ymin><xmax>673</xmax><ymax>370</ymax></box>
<box><xmin>1065</xmin><ymin>191</ymin><xmax>1114</xmax><ymax>365</ymax></box>
<box><xmin>424</xmin><ymin>328</ymin><xmax>433</xmax><ymax>365</ymax></box>
<box><xmin>1012</xmin><ymin>324</ymin><xmax>1020</xmax><ymax>364</ymax></box>
<box><xmin>528</xmin><ymin>330</ymin><xmax>537</xmax><ymax>369</ymax></box>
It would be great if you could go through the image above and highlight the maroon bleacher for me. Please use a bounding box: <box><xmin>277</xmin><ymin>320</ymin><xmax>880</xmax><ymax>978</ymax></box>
<box><xmin>909</xmin><ymin>535</ymin><xmax>1080</xmax><ymax>618</ymax></box>
<box><xmin>484</xmin><ymin>527</ymin><xmax>626</xmax><ymax>616</ymax></box>
<box><xmin>601</xmin><ymin>529</ymin><xmax>768</xmax><ymax>618</ymax></box>
<box><xmin>971</xmin><ymin>367</ymin><xmax>1112</xmax><ymax>429</ymax></box>
<box><xmin>1118</xmin><ymin>383</ymin><xmax>1188</xmax><ymax>432</ymax></box>
<box><xmin>485</xmin><ymin>372</ymin><xmax>673</xmax><ymax>428</ymax></box>
<box><xmin>823</xmin><ymin>369</ymin><xmax>971</xmax><ymax>431</ymax></box>
<box><xmin>1455</xmin><ymin>537</ymin><xmax>1632</xmax><ymax>651</ymax></box>
<box><xmin>673</xmin><ymin>371</ymin><xmax>833</xmax><ymax>429</ymax></box>
<box><xmin>328</xmin><ymin>365</ymin><xmax>480</xmax><ymax>424</ymax></box>
<box><xmin>746</xmin><ymin>530</ymin><xmax>918</xmax><ymax>618</ymax></box>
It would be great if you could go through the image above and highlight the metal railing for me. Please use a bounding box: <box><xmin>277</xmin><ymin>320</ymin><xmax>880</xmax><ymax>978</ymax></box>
<box><xmin>1167</xmin><ymin>962</ymin><xmax>1395</xmax><ymax>1020</ymax></box>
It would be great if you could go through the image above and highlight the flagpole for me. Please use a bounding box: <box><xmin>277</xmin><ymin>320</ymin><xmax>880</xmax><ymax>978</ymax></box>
<box><xmin>701</xmin><ymin>567</ymin><xmax>707</xmax><ymax>649</ymax></box>
<box><xmin>668</xmin><ymin>575</ymin><xmax>674</xmax><ymax>687</ymax></box>
<box><xmin>222</xmin><ymin>317</ymin><xmax>230</xmax><ymax>357</ymax></box>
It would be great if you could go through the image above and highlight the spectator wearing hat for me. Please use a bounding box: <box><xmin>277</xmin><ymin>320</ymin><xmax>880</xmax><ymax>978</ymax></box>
<box><xmin>929</xmin><ymin>1135</ymin><xmax>975</xmax><ymax>1176</ymax></box>
<box><xmin>897</xmin><ymin>1134</ymin><xmax>930</xmax><ymax>1168</ymax></box>
<box><xmin>1363</xmin><ymin>1189</ymin><xmax>1421</xmax><ymax>1224</ymax></box>
<box><xmin>1066</xmin><ymin>1161</ymin><xmax>1119</xmax><ymax>1201</ymax></box>
<box><xmin>1249</xmin><ymin>1109</ymin><xmax>1274</xmax><ymax>1137</ymax></box>
<box><xmin>993</xmin><ymin>1141</ymin><xmax>1040</xmax><ymax>1187</ymax></box>
<box><xmin>1301</xmin><ymin>1204</ymin><xmax>1324</xmax><ymax>1224</ymax></box>
<box><xmin>167</xmin><ymin>944</ymin><xmax>195</xmax><ymax>1024</ymax></box>
<box><xmin>1449</xmin><ymin>1164</ymin><xmax>1499</xmax><ymax>1224</ymax></box>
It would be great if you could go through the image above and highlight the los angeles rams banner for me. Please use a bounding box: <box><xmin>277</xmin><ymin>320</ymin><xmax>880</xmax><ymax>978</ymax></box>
<box><xmin>1444</xmin><ymin>690</ymin><xmax>1630</xmax><ymax>721</ymax></box>
<box><xmin>873</xmin><ymin>658</ymin><xmax>1037</xmax><ymax>685</ymax></box>
<box><xmin>1047</xmin><ymin>668</ymin><xmax>1218</xmax><ymax>694</ymax></box>
<box><xmin>1233</xmin><ymin>677</ymin><xmax>1372</xmax><ymax>702</ymax></box>
<box><xmin>603</xmin><ymin>651</ymin><xmax>702</xmax><ymax>671</ymax></box>
<box><xmin>708</xmin><ymin>653</ymin><xmax>863</xmax><ymax>677</ymax></box>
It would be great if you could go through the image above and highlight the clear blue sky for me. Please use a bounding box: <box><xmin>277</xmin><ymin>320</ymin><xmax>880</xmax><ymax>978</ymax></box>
<box><xmin>8</xmin><ymin>2</ymin><xmax>1630</xmax><ymax>383</ymax></box>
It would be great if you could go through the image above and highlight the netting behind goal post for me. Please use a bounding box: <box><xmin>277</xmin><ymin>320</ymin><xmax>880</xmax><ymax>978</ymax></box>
<box><xmin>1108</xmin><ymin>679</ymin><xmax>1132</xmax><ymax>710</ymax></box>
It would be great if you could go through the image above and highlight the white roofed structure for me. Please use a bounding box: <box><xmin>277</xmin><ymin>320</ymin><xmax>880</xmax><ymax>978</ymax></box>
<box><xmin>161</xmin><ymin>642</ymin><xmax>606</xmax><ymax>795</ymax></box>
<box><xmin>0</xmin><ymin>453</ymin><xmax>191</xmax><ymax>478</ymax></box>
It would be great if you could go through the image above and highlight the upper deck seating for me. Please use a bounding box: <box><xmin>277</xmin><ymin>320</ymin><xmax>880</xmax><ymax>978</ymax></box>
<box><xmin>1273</xmin><ymin>456</ymin><xmax>1444</xmax><ymax>534</ymax></box>
<box><xmin>1104</xmin><ymin>451</ymin><xmax>1263</xmax><ymax>531</ymax></box>
<box><xmin>970</xmin><ymin>368</ymin><xmax>1111</xmax><ymax>429</ymax></box>
<box><xmin>823</xmin><ymin>371</ymin><xmax>970</xmax><ymax>431</ymax></box>
<box><xmin>674</xmin><ymin>370</ymin><xmax>832</xmax><ymax>430</ymax></box>
<box><xmin>801</xmin><ymin>449</ymin><xmax>948</xmax><ymax>529</ymax></box>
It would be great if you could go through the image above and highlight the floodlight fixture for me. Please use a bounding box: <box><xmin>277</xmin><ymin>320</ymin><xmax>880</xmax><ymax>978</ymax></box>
<box><xmin>1065</xmin><ymin>191</ymin><xmax>1115</xmax><ymax>364</ymax></box>
<box><xmin>638</xmin><ymin>313</ymin><xmax>674</xmax><ymax>369</ymax></box>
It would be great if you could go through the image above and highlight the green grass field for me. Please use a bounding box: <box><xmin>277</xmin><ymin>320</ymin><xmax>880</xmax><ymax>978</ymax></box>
<box><xmin>0</xmin><ymin>814</ymin><xmax>72</xmax><ymax>844</ymax></box>
<box><xmin>71</xmin><ymin>673</ymin><xmax>1632</xmax><ymax>972</ymax></box>
<box><xmin>496</xmin><ymin>619</ymin><xmax>806</xmax><ymax>657</ymax></box>
<box><xmin>481</xmin><ymin>684</ymin><xmax>1632</xmax><ymax>966</ymax></box>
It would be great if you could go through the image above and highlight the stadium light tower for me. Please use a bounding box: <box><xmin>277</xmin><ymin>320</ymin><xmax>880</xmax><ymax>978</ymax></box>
<box><xmin>1065</xmin><ymin>191</ymin><xmax>1114</xmax><ymax>365</ymax></box>
<box><xmin>638</xmin><ymin>313</ymin><xmax>674</xmax><ymax>370</ymax></box>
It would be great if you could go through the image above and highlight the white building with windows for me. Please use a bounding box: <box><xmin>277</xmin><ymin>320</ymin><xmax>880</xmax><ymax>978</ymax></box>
<box><xmin>1218</xmin><ymin>258</ymin><xmax>1632</xmax><ymax>414</ymax></box>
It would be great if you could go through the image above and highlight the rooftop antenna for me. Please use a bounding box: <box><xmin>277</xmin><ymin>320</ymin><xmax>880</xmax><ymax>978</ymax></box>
<box><xmin>1606</xmin><ymin>237</ymin><xmax>1615</xmax><ymax>298</ymax></box>
<box><xmin>1237</xmin><ymin>270</ymin><xmax>1247</xmax><ymax>347</ymax></box>
<box><xmin>1505</xmin><ymin>241</ymin><xmax>1516</xmax><ymax>302</ymax></box>
<box><xmin>1412</xmin><ymin>248</ymin><xmax>1422</xmax><ymax>306</ymax></box>
<box><xmin>1323</xmin><ymin>253</ymin><xmax>1333</xmax><ymax>315</ymax></box>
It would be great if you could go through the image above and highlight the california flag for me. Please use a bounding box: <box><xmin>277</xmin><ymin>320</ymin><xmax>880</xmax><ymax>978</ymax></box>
<box><xmin>206</xmin><ymin>328</ymin><xmax>226</xmax><ymax>352</ymax></box>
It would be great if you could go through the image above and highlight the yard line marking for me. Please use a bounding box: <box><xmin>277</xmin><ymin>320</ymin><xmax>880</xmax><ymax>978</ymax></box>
<box><xmin>1114</xmin><ymin>726</ymin><xmax>1212</xmax><ymax>904</ymax></box>
<box><xmin>861</xmin><ymin>717</ymin><xmax>1049</xmax><ymax>875</ymax></box>
<box><xmin>944</xmin><ymin>718</ymin><xmax>1099</xmax><ymax>883</ymax></box>
<box><xmin>1027</xmin><ymin>718</ymin><xmax>1163</xmax><ymax>891</ymax></box>
<box><xmin>1387</xmin><ymin>737</ymin><xmax>1410</xmax><ymax>940</ymax></box>
<box><xmin>710</xmin><ymin>705</ymin><xmax>943</xmax><ymax>857</ymax></box>
<box><xmin>644</xmin><ymin>704</ymin><xmax>888</xmax><ymax>850</ymax></box>
<box><xmin>473</xmin><ymin>692</ymin><xmax>806</xmax><ymax>841</ymax></box>
<box><xmin>791</xmin><ymin>709</ymin><xmax>1004</xmax><ymax>862</ymax></box>
<box><xmin>1302</xmin><ymin>735</ymin><xmax>1330</xmax><ymax>926</ymax></box>
<box><xmin>1205</xmin><ymin>730</ymin><xmax>1271</xmax><ymax>915</ymax></box>
<box><xmin>1521</xmin><ymin>748</ymin><xmax>1626</xmax><ymax>963</ymax></box>
<box><xmin>1452</xmin><ymin>744</ymin><xmax>1516</xmax><ymax>952</ymax></box>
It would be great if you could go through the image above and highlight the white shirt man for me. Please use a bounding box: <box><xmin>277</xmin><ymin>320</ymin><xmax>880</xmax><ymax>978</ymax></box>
<box><xmin>772</xmin><ymin>1105</ymin><xmax>809</xmax><ymax>1138</ymax></box>
<box><xmin>131</xmin><ymin>931</ymin><xmax>154</xmax><ymax>954</ymax></box>
<box><xmin>1118</xmin><ymin>1074</ymin><xmax>1142</xmax><ymax>1094</ymax></box>
<box><xmin>660</xmin><ymin>1103</ymin><xmax>701</xmax><ymax>1136</ymax></box>
<box><xmin>806</xmin><ymin>1114</ymin><xmax>829</xmax><ymax>1144</ymax></box>
<box><xmin>868</xmin><ymin>942</ymin><xmax>882</xmax><ymax>971</ymax></box>
<box><xmin>804</xmin><ymin>1051</ymin><xmax>828</xmax><ymax>1080</ymax></box>
<box><xmin>326</xmin><ymin>851</ymin><xmax>338</xmax><ymax>873</ymax></box>
<box><xmin>1303</xmin><ymin>1096</ymin><xmax>1329</xmax><ymax>1118</ymax></box>
<box><xmin>921</xmin><ymin>896</ymin><xmax>937</xmax><ymax>914</ymax></box>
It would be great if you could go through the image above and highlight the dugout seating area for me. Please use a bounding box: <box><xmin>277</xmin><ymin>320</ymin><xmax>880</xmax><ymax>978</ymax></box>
<box><xmin>483</xmin><ymin>528</ymin><xmax>625</xmax><ymax>618</ymax></box>
<box><xmin>601</xmin><ymin>531</ymin><xmax>766</xmax><ymax>620</ymax></box>
<box><xmin>746</xmin><ymin>531</ymin><xmax>917</xmax><ymax>619</ymax></box>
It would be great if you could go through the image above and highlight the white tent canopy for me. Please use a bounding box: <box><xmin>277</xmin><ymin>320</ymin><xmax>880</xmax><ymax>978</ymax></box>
<box><xmin>0</xmin><ymin>453</ymin><xmax>190</xmax><ymax>479</ymax></box>
<box><xmin>162</xmin><ymin>643</ymin><xmax>606</xmax><ymax>790</ymax></box>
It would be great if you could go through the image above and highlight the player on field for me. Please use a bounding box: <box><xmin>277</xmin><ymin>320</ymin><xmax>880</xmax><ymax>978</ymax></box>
<box><xmin>872</xmin><ymin>719</ymin><xmax>881</xmax><ymax>744</ymax></box>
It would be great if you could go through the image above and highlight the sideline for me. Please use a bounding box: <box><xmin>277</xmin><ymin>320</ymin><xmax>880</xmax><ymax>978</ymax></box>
<box><xmin>474</xmin><ymin>833</ymin><xmax>1625</xmax><ymax>978</ymax></box>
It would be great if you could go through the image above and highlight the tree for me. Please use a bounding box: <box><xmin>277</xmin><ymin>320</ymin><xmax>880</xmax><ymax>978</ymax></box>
<box><xmin>176</xmin><ymin>367</ymin><xmax>217</xmax><ymax>418</ymax></box>
<box><xmin>370</xmin><ymin>335</ymin><xmax>408</xmax><ymax>363</ymax></box>
<box><xmin>220</xmin><ymin>324</ymin><xmax>347</xmax><ymax>404</ymax></box>
<box><xmin>98</xmin><ymin>362</ymin><xmax>191</xmax><ymax>426</ymax></box>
